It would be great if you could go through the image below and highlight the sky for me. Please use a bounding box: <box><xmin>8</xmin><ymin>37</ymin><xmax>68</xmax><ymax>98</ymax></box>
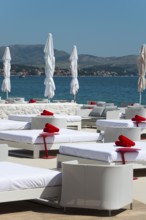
<box><xmin>0</xmin><ymin>0</ymin><xmax>146</xmax><ymax>57</ymax></box>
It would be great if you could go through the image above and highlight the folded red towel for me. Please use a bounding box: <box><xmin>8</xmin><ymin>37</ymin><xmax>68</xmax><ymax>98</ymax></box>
<box><xmin>115</xmin><ymin>140</ymin><xmax>125</xmax><ymax>146</ymax></box>
<box><xmin>89</xmin><ymin>101</ymin><xmax>97</xmax><ymax>105</ymax></box>
<box><xmin>41</xmin><ymin>110</ymin><xmax>54</xmax><ymax>116</ymax></box>
<box><xmin>115</xmin><ymin>140</ymin><xmax>132</xmax><ymax>147</ymax></box>
<box><xmin>43</xmin><ymin>123</ymin><xmax>59</xmax><ymax>133</ymax></box>
<box><xmin>132</xmin><ymin>118</ymin><xmax>143</xmax><ymax>127</ymax></box>
<box><xmin>119</xmin><ymin>135</ymin><xmax>135</xmax><ymax>146</ymax></box>
<box><xmin>132</xmin><ymin>114</ymin><xmax>145</xmax><ymax>121</ymax></box>
<box><xmin>115</xmin><ymin>135</ymin><xmax>135</xmax><ymax>147</ymax></box>
<box><xmin>135</xmin><ymin>115</ymin><xmax>145</xmax><ymax>121</ymax></box>
<box><xmin>29</xmin><ymin>99</ymin><xmax>36</xmax><ymax>103</ymax></box>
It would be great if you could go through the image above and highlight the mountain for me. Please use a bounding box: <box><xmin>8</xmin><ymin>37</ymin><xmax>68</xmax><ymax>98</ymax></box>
<box><xmin>0</xmin><ymin>44</ymin><xmax>138</xmax><ymax>68</ymax></box>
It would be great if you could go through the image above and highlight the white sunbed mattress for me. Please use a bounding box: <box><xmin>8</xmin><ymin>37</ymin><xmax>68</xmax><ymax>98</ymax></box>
<box><xmin>0</xmin><ymin>128</ymin><xmax>103</xmax><ymax>144</ymax></box>
<box><xmin>0</xmin><ymin>119</ymin><xmax>31</xmax><ymax>130</ymax></box>
<box><xmin>8</xmin><ymin>114</ymin><xmax>81</xmax><ymax>122</ymax></box>
<box><xmin>59</xmin><ymin>142</ymin><xmax>146</xmax><ymax>164</ymax></box>
<box><xmin>0</xmin><ymin>162</ymin><xmax>62</xmax><ymax>191</ymax></box>
<box><xmin>54</xmin><ymin>115</ymin><xmax>81</xmax><ymax>122</ymax></box>
<box><xmin>8</xmin><ymin>114</ymin><xmax>36</xmax><ymax>122</ymax></box>
<box><xmin>96</xmin><ymin>119</ymin><xmax>135</xmax><ymax>128</ymax></box>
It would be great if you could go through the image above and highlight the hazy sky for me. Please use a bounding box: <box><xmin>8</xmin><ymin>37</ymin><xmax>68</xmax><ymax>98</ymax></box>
<box><xmin>0</xmin><ymin>0</ymin><xmax>145</xmax><ymax>57</ymax></box>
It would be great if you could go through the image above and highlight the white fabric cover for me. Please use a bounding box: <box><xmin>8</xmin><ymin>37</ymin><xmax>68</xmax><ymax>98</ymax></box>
<box><xmin>69</xmin><ymin>45</ymin><xmax>79</xmax><ymax>97</ymax></box>
<box><xmin>59</xmin><ymin>142</ymin><xmax>146</xmax><ymax>164</ymax></box>
<box><xmin>0</xmin><ymin>128</ymin><xmax>103</xmax><ymax>144</ymax></box>
<box><xmin>8</xmin><ymin>114</ymin><xmax>36</xmax><ymax>122</ymax></box>
<box><xmin>96</xmin><ymin>119</ymin><xmax>146</xmax><ymax>129</ymax></box>
<box><xmin>8</xmin><ymin>114</ymin><xmax>81</xmax><ymax>122</ymax></box>
<box><xmin>0</xmin><ymin>119</ymin><xmax>30</xmax><ymax>130</ymax></box>
<box><xmin>54</xmin><ymin>115</ymin><xmax>81</xmax><ymax>122</ymax></box>
<box><xmin>1</xmin><ymin>47</ymin><xmax>11</xmax><ymax>93</ymax></box>
<box><xmin>44</xmin><ymin>33</ymin><xmax>55</xmax><ymax>99</ymax></box>
<box><xmin>96</xmin><ymin>119</ymin><xmax>135</xmax><ymax>128</ymax></box>
<box><xmin>0</xmin><ymin>162</ymin><xmax>61</xmax><ymax>191</ymax></box>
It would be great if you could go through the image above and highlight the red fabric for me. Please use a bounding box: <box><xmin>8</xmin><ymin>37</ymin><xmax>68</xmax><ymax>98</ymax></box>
<box><xmin>116</xmin><ymin>147</ymin><xmax>140</xmax><ymax>164</ymax></box>
<box><xmin>116</xmin><ymin>147</ymin><xmax>140</xmax><ymax>153</ymax></box>
<box><xmin>115</xmin><ymin>135</ymin><xmax>135</xmax><ymax>147</ymax></box>
<box><xmin>89</xmin><ymin>101</ymin><xmax>97</xmax><ymax>105</ymax></box>
<box><xmin>29</xmin><ymin>99</ymin><xmax>36</xmax><ymax>103</ymax></box>
<box><xmin>41</xmin><ymin>110</ymin><xmax>54</xmax><ymax>116</ymax></box>
<box><xmin>40</xmin><ymin>132</ymin><xmax>56</xmax><ymax>138</ymax></box>
<box><xmin>39</xmin><ymin>132</ymin><xmax>57</xmax><ymax>158</ymax></box>
<box><xmin>134</xmin><ymin>115</ymin><xmax>145</xmax><ymax>121</ymax></box>
<box><xmin>132</xmin><ymin>115</ymin><xmax>146</xmax><ymax>127</ymax></box>
<box><xmin>43</xmin><ymin>123</ymin><xmax>59</xmax><ymax>133</ymax></box>
<box><xmin>115</xmin><ymin>141</ymin><xmax>125</xmax><ymax>146</ymax></box>
<box><xmin>119</xmin><ymin>135</ymin><xmax>135</xmax><ymax>146</ymax></box>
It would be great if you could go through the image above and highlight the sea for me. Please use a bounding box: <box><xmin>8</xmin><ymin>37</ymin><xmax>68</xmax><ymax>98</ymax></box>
<box><xmin>0</xmin><ymin>76</ymin><xmax>144</xmax><ymax>106</ymax></box>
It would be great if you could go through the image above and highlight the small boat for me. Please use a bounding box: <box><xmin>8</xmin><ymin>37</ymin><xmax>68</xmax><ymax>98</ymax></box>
<box><xmin>19</xmin><ymin>73</ymin><xmax>26</xmax><ymax>78</ymax></box>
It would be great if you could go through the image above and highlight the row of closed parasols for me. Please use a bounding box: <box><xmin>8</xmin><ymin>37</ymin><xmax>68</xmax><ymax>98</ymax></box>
<box><xmin>1</xmin><ymin>33</ymin><xmax>79</xmax><ymax>102</ymax></box>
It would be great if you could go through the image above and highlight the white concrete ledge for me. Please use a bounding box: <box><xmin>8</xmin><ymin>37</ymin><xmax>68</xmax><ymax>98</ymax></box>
<box><xmin>0</xmin><ymin>103</ymin><xmax>80</xmax><ymax>119</ymax></box>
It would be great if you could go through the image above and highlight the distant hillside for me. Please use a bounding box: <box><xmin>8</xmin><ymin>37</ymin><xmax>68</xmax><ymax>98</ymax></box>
<box><xmin>0</xmin><ymin>44</ymin><xmax>138</xmax><ymax>68</ymax></box>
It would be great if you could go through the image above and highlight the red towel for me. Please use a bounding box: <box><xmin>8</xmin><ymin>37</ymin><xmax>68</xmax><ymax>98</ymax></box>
<box><xmin>116</xmin><ymin>147</ymin><xmax>140</xmax><ymax>164</ymax></box>
<box><xmin>41</xmin><ymin>110</ymin><xmax>54</xmax><ymax>116</ymax></box>
<box><xmin>115</xmin><ymin>140</ymin><xmax>132</xmax><ymax>147</ymax></box>
<box><xmin>29</xmin><ymin>99</ymin><xmax>36</xmax><ymax>103</ymax></box>
<box><xmin>116</xmin><ymin>147</ymin><xmax>140</xmax><ymax>153</ymax></box>
<box><xmin>119</xmin><ymin>135</ymin><xmax>135</xmax><ymax>146</ymax></box>
<box><xmin>43</xmin><ymin>123</ymin><xmax>59</xmax><ymax>133</ymax></box>
<box><xmin>89</xmin><ymin>101</ymin><xmax>97</xmax><ymax>105</ymax></box>
<box><xmin>131</xmin><ymin>115</ymin><xmax>145</xmax><ymax>127</ymax></box>
<box><xmin>115</xmin><ymin>135</ymin><xmax>135</xmax><ymax>147</ymax></box>
<box><xmin>135</xmin><ymin>115</ymin><xmax>146</xmax><ymax>121</ymax></box>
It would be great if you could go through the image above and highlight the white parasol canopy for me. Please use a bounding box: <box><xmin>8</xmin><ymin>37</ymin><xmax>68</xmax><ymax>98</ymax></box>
<box><xmin>69</xmin><ymin>45</ymin><xmax>79</xmax><ymax>102</ymax></box>
<box><xmin>137</xmin><ymin>44</ymin><xmax>146</xmax><ymax>104</ymax></box>
<box><xmin>44</xmin><ymin>33</ymin><xmax>55</xmax><ymax>100</ymax></box>
<box><xmin>1</xmin><ymin>47</ymin><xmax>11</xmax><ymax>99</ymax></box>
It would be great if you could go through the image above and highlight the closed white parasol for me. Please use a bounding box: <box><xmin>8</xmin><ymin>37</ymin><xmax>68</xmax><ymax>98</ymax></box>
<box><xmin>1</xmin><ymin>47</ymin><xmax>11</xmax><ymax>99</ymax></box>
<box><xmin>69</xmin><ymin>45</ymin><xmax>79</xmax><ymax>102</ymax></box>
<box><xmin>44</xmin><ymin>33</ymin><xmax>55</xmax><ymax>100</ymax></box>
<box><xmin>137</xmin><ymin>44</ymin><xmax>146</xmax><ymax>104</ymax></box>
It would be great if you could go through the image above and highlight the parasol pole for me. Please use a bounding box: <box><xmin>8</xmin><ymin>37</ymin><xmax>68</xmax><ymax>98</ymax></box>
<box><xmin>139</xmin><ymin>92</ymin><xmax>142</xmax><ymax>105</ymax></box>
<box><xmin>74</xmin><ymin>94</ymin><xmax>76</xmax><ymax>103</ymax></box>
<box><xmin>6</xmin><ymin>91</ymin><xmax>8</xmax><ymax>99</ymax></box>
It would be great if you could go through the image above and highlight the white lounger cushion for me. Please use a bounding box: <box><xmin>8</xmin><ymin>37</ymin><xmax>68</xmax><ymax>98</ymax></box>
<box><xmin>54</xmin><ymin>115</ymin><xmax>81</xmax><ymax>122</ymax></box>
<box><xmin>59</xmin><ymin>142</ymin><xmax>146</xmax><ymax>164</ymax></box>
<box><xmin>0</xmin><ymin>128</ymin><xmax>103</xmax><ymax>144</ymax></box>
<box><xmin>0</xmin><ymin>162</ymin><xmax>61</xmax><ymax>191</ymax></box>
<box><xmin>8</xmin><ymin>114</ymin><xmax>81</xmax><ymax>122</ymax></box>
<box><xmin>0</xmin><ymin>119</ymin><xmax>31</xmax><ymax>130</ymax></box>
<box><xmin>96</xmin><ymin>119</ymin><xmax>134</xmax><ymax>128</ymax></box>
<box><xmin>9</xmin><ymin>114</ymin><xmax>36</xmax><ymax>122</ymax></box>
<box><xmin>96</xmin><ymin>119</ymin><xmax>146</xmax><ymax>130</ymax></box>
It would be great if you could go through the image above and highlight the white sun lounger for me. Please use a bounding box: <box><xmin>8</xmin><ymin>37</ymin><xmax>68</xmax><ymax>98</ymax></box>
<box><xmin>0</xmin><ymin>162</ymin><xmax>62</xmax><ymax>203</ymax></box>
<box><xmin>96</xmin><ymin>119</ymin><xmax>146</xmax><ymax>135</ymax></box>
<box><xmin>0</xmin><ymin>144</ymin><xmax>62</xmax><ymax>204</ymax></box>
<box><xmin>57</xmin><ymin>141</ymin><xmax>146</xmax><ymax>169</ymax></box>
<box><xmin>0</xmin><ymin>128</ymin><xmax>103</xmax><ymax>158</ymax></box>
<box><xmin>0</xmin><ymin>119</ymin><xmax>31</xmax><ymax>130</ymax></box>
<box><xmin>8</xmin><ymin>114</ymin><xmax>81</xmax><ymax>130</ymax></box>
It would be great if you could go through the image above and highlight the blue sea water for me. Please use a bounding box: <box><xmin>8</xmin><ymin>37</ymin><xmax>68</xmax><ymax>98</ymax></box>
<box><xmin>0</xmin><ymin>76</ymin><xmax>144</xmax><ymax>106</ymax></box>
